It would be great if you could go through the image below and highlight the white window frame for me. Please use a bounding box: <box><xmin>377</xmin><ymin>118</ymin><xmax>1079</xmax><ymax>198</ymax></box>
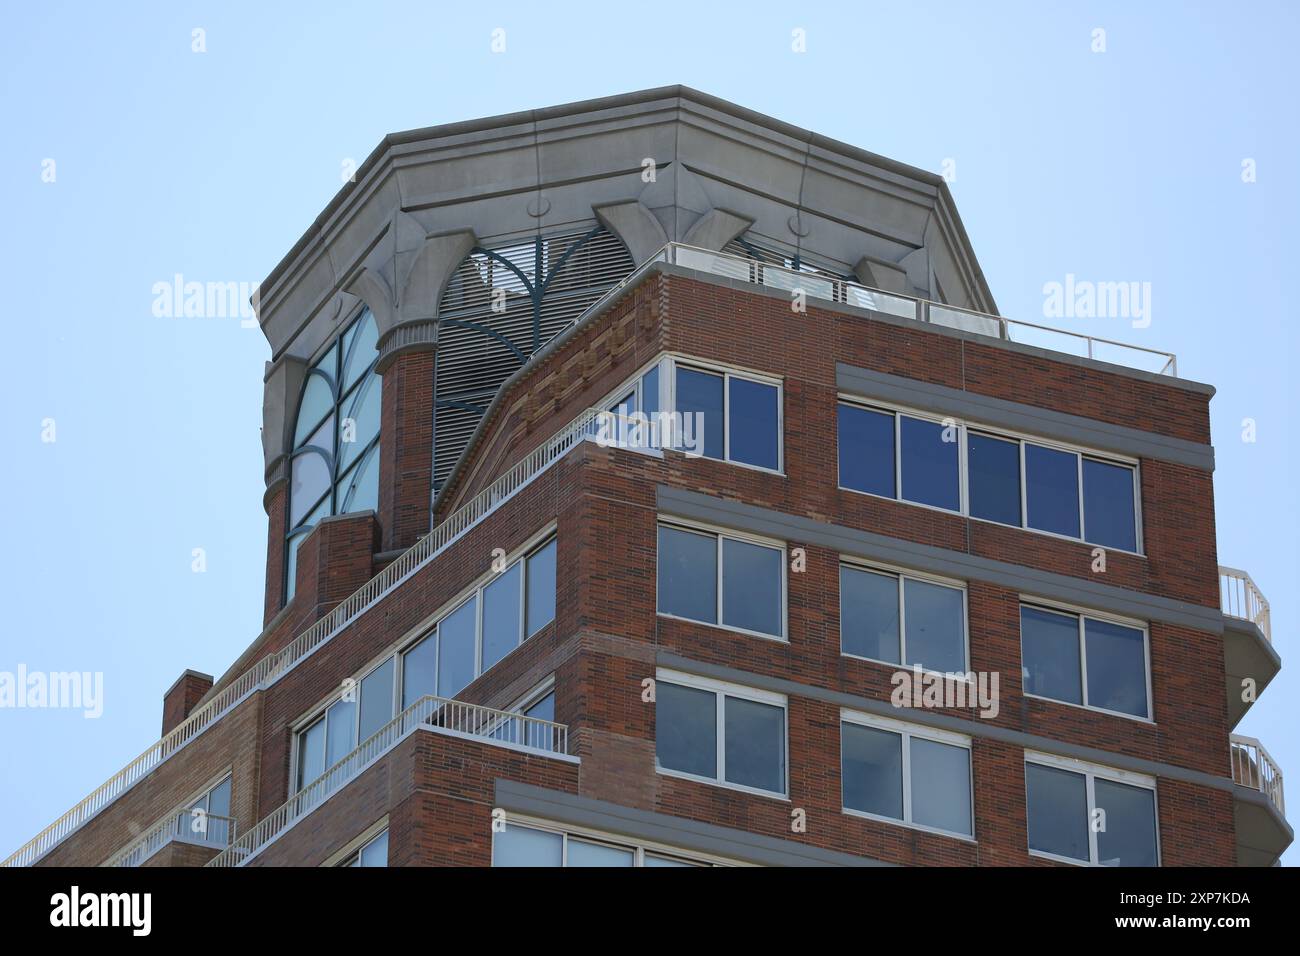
<box><xmin>839</xmin><ymin>709</ymin><xmax>975</xmax><ymax>841</ymax></box>
<box><xmin>396</xmin><ymin>528</ymin><xmax>557</xmax><ymax>707</ymax></box>
<box><xmin>654</xmin><ymin>668</ymin><xmax>789</xmax><ymax>799</ymax></box>
<box><xmin>656</xmin><ymin>518</ymin><xmax>788</xmax><ymax>642</ymax></box>
<box><xmin>594</xmin><ymin>356</ymin><xmax>668</xmax><ymax>456</ymax></box>
<box><xmin>837</xmin><ymin>396</ymin><xmax>1144</xmax><ymax>555</ymax></box>
<box><xmin>326</xmin><ymin>817</ymin><xmax>391</xmax><ymax>867</ymax></box>
<box><xmin>491</xmin><ymin>815</ymin><xmax>742</xmax><ymax>867</ymax></box>
<box><xmin>838</xmin><ymin>558</ymin><xmax>970</xmax><ymax>673</ymax></box>
<box><xmin>288</xmin><ymin>527</ymin><xmax>558</xmax><ymax>793</ymax></box>
<box><xmin>1019</xmin><ymin>600</ymin><xmax>1154</xmax><ymax>723</ymax></box>
<box><xmin>667</xmin><ymin>354</ymin><xmax>785</xmax><ymax>475</ymax></box>
<box><xmin>1023</xmin><ymin>751</ymin><xmax>1160</xmax><ymax>867</ymax></box>
<box><xmin>289</xmin><ymin>651</ymin><xmax>399</xmax><ymax>793</ymax></box>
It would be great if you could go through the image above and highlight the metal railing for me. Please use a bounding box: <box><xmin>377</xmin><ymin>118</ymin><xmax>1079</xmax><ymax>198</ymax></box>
<box><xmin>207</xmin><ymin>694</ymin><xmax>569</xmax><ymax>867</ymax></box>
<box><xmin>640</xmin><ymin>243</ymin><xmax>1179</xmax><ymax>377</ymax></box>
<box><xmin>105</xmin><ymin>810</ymin><xmax>236</xmax><ymax>868</ymax></box>
<box><xmin>1220</xmin><ymin>566</ymin><xmax>1272</xmax><ymax>642</ymax></box>
<box><xmin>2</xmin><ymin>404</ymin><xmax>609</xmax><ymax>868</ymax></box>
<box><xmin>1231</xmin><ymin>734</ymin><xmax>1285</xmax><ymax>815</ymax></box>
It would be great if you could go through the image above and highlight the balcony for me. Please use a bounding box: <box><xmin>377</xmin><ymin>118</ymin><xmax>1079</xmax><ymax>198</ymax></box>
<box><xmin>207</xmin><ymin>695</ymin><xmax>573</xmax><ymax>867</ymax></box>
<box><xmin>1230</xmin><ymin>734</ymin><xmax>1291</xmax><ymax>866</ymax></box>
<box><xmin>104</xmin><ymin>810</ymin><xmax>236</xmax><ymax>867</ymax></box>
<box><xmin>1220</xmin><ymin>566</ymin><xmax>1280</xmax><ymax>728</ymax></box>
<box><xmin>639</xmin><ymin>243</ymin><xmax>1179</xmax><ymax>378</ymax></box>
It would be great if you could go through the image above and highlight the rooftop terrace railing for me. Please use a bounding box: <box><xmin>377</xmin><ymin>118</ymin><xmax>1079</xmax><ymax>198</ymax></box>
<box><xmin>103</xmin><ymin>810</ymin><xmax>236</xmax><ymax>868</ymax></box>
<box><xmin>1231</xmin><ymin>734</ymin><xmax>1285</xmax><ymax>816</ymax></box>
<box><xmin>2</xmin><ymin>405</ymin><xmax>610</xmax><ymax>868</ymax></box>
<box><xmin>207</xmin><ymin>694</ymin><xmax>570</xmax><ymax>867</ymax></box>
<box><xmin>1220</xmin><ymin>566</ymin><xmax>1272</xmax><ymax>643</ymax></box>
<box><xmin>631</xmin><ymin>243</ymin><xmax>1179</xmax><ymax>377</ymax></box>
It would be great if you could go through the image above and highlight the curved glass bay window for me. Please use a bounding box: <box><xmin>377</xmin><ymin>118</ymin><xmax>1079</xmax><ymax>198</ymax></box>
<box><xmin>285</xmin><ymin>309</ymin><xmax>381</xmax><ymax>601</ymax></box>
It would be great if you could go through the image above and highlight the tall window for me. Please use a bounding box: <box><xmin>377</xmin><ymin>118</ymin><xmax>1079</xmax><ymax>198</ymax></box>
<box><xmin>286</xmin><ymin>309</ymin><xmax>382</xmax><ymax>601</ymax></box>
<box><xmin>340</xmin><ymin>828</ymin><xmax>389</xmax><ymax>867</ymax></box>
<box><xmin>1020</xmin><ymin>604</ymin><xmax>1150</xmax><ymax>720</ymax></box>
<box><xmin>400</xmin><ymin>536</ymin><xmax>557</xmax><ymax>706</ymax></box>
<box><xmin>841</xmin><ymin>713</ymin><xmax>973</xmax><ymax>838</ymax></box>
<box><xmin>654</xmin><ymin>670</ymin><xmax>787</xmax><ymax>797</ymax></box>
<box><xmin>597</xmin><ymin>356</ymin><xmax>783</xmax><ymax>471</ymax></box>
<box><xmin>840</xmin><ymin>562</ymin><xmax>967</xmax><ymax>673</ymax></box>
<box><xmin>1024</xmin><ymin>755</ymin><xmax>1159</xmax><ymax>866</ymax></box>
<box><xmin>185</xmin><ymin>774</ymin><xmax>233</xmax><ymax>846</ymax></box>
<box><xmin>657</xmin><ymin>522</ymin><xmax>785</xmax><ymax>639</ymax></box>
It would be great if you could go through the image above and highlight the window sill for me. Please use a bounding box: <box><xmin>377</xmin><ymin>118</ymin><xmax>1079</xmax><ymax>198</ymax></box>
<box><xmin>1023</xmin><ymin>690</ymin><xmax>1154</xmax><ymax>726</ymax></box>
<box><xmin>657</xmin><ymin>612</ymin><xmax>787</xmax><ymax>644</ymax></box>
<box><xmin>842</xmin><ymin>807</ymin><xmax>976</xmax><ymax>844</ymax></box>
<box><xmin>656</xmin><ymin>767</ymin><xmax>790</xmax><ymax>802</ymax></box>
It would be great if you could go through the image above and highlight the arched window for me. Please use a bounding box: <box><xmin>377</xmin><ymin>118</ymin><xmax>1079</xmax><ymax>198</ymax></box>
<box><xmin>433</xmin><ymin>227</ymin><xmax>635</xmax><ymax>490</ymax></box>
<box><xmin>285</xmin><ymin>308</ymin><xmax>381</xmax><ymax>601</ymax></box>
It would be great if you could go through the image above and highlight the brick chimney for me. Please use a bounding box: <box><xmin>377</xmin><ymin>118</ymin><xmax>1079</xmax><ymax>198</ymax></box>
<box><xmin>162</xmin><ymin>670</ymin><xmax>214</xmax><ymax>735</ymax></box>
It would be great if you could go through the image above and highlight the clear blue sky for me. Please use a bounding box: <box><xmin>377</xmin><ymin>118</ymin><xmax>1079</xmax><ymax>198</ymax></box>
<box><xmin>2</xmin><ymin>1</ymin><xmax>1295</xmax><ymax>864</ymax></box>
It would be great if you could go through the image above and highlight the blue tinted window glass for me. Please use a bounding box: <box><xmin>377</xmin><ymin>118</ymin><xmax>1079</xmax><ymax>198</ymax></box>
<box><xmin>297</xmin><ymin>720</ymin><xmax>325</xmax><ymax>790</ymax></box>
<box><xmin>721</xmin><ymin>538</ymin><xmax>782</xmax><ymax>637</ymax></box>
<box><xmin>841</xmin><ymin>723</ymin><xmax>904</xmax><ymax>820</ymax></box>
<box><xmin>641</xmin><ymin>365</ymin><xmax>661</xmax><ymax>447</ymax></box>
<box><xmin>657</xmin><ymin>526</ymin><xmax>717</xmax><ymax>624</ymax></box>
<box><xmin>1025</xmin><ymin>763</ymin><xmax>1089</xmax><ymax>861</ymax></box>
<box><xmin>1025</xmin><ymin>444</ymin><xmax>1080</xmax><ymax>537</ymax></box>
<box><xmin>482</xmin><ymin>562</ymin><xmax>522</xmax><ymax>672</ymax></box>
<box><xmin>525</xmin><ymin>538</ymin><xmax>556</xmax><ymax>637</ymax></box>
<box><xmin>1083</xmin><ymin>459</ymin><xmax>1137</xmax><ymax>552</ymax></box>
<box><xmin>838</xmin><ymin>403</ymin><xmax>895</xmax><ymax>497</ymax></box>
<box><xmin>641</xmin><ymin>365</ymin><xmax>660</xmax><ymax>419</ymax></box>
<box><xmin>656</xmin><ymin>682</ymin><xmax>717</xmax><ymax>778</ymax></box>
<box><xmin>840</xmin><ymin>566</ymin><xmax>900</xmax><ymax>663</ymax></box>
<box><xmin>903</xmin><ymin>578</ymin><xmax>965</xmax><ymax>672</ymax></box>
<box><xmin>1084</xmin><ymin>618</ymin><xmax>1149</xmax><ymax>718</ymax></box>
<box><xmin>723</xmin><ymin>696</ymin><xmax>785</xmax><ymax>793</ymax></box>
<box><xmin>728</xmin><ymin>377</ymin><xmax>779</xmax><ymax>469</ymax></box>
<box><xmin>358</xmin><ymin>829</ymin><xmax>388</xmax><ymax>867</ymax></box>
<box><xmin>967</xmin><ymin>433</ymin><xmax>1021</xmax><ymax>525</ymax></box>
<box><xmin>567</xmin><ymin>839</ymin><xmax>635</xmax><ymax>867</ymax></box>
<box><xmin>358</xmin><ymin>658</ymin><xmax>395</xmax><ymax>742</ymax></box>
<box><xmin>494</xmin><ymin>825</ymin><xmax>562</xmax><ymax>867</ymax></box>
<box><xmin>900</xmin><ymin>416</ymin><xmax>960</xmax><ymax>511</ymax></box>
<box><xmin>1021</xmin><ymin>606</ymin><xmax>1083</xmax><ymax>705</ymax></box>
<box><xmin>676</xmin><ymin>367</ymin><xmax>724</xmax><ymax>460</ymax></box>
<box><xmin>1094</xmin><ymin>779</ymin><xmax>1158</xmax><ymax>866</ymax></box>
<box><xmin>437</xmin><ymin>597</ymin><xmax>477</xmax><ymax>698</ymax></box>
<box><xmin>910</xmin><ymin>738</ymin><xmax>972</xmax><ymax>836</ymax></box>
<box><xmin>401</xmin><ymin>634</ymin><xmax>436</xmax><ymax>709</ymax></box>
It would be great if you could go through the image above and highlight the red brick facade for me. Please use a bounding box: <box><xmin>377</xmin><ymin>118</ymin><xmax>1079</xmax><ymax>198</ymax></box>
<box><xmin>29</xmin><ymin>270</ymin><xmax>1253</xmax><ymax>869</ymax></box>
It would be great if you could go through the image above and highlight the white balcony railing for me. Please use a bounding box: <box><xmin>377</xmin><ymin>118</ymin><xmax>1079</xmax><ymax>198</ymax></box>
<box><xmin>2</xmin><ymin>405</ymin><xmax>611</xmax><ymax>868</ymax></box>
<box><xmin>207</xmin><ymin>695</ymin><xmax>570</xmax><ymax>867</ymax></box>
<box><xmin>104</xmin><ymin>810</ymin><xmax>236</xmax><ymax>868</ymax></box>
<box><xmin>630</xmin><ymin>243</ymin><xmax>1179</xmax><ymax>377</ymax></box>
<box><xmin>1231</xmin><ymin>734</ymin><xmax>1285</xmax><ymax>816</ymax></box>
<box><xmin>1220</xmin><ymin>566</ymin><xmax>1272</xmax><ymax>643</ymax></box>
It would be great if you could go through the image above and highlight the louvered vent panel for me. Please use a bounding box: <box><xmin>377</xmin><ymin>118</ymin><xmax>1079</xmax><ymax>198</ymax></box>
<box><xmin>434</xmin><ymin>227</ymin><xmax>634</xmax><ymax>489</ymax></box>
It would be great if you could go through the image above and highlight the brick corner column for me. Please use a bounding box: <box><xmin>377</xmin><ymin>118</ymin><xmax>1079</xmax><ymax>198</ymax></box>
<box><xmin>376</xmin><ymin>329</ymin><xmax>436</xmax><ymax>553</ymax></box>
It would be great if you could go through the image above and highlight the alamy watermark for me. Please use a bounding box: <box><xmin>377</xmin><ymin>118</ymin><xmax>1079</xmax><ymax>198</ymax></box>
<box><xmin>151</xmin><ymin>274</ymin><xmax>259</xmax><ymax>328</ymax></box>
<box><xmin>0</xmin><ymin>665</ymin><xmax>103</xmax><ymax>718</ymax></box>
<box><xmin>891</xmin><ymin>665</ymin><xmax>1000</xmax><ymax>719</ymax></box>
<box><xmin>1042</xmin><ymin>274</ymin><xmax>1151</xmax><ymax>329</ymax></box>
<box><xmin>592</xmin><ymin>410</ymin><xmax>706</xmax><ymax>457</ymax></box>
